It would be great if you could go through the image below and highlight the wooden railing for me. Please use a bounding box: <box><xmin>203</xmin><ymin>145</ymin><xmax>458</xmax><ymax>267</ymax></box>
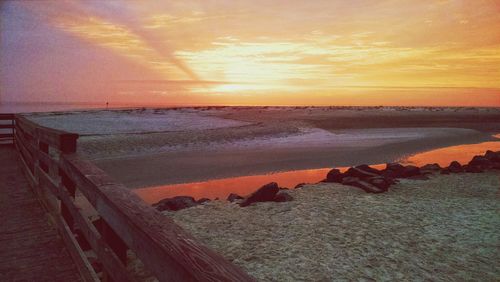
<box><xmin>0</xmin><ymin>113</ymin><xmax>15</xmax><ymax>144</ymax></box>
<box><xmin>10</xmin><ymin>114</ymin><xmax>254</xmax><ymax>282</ymax></box>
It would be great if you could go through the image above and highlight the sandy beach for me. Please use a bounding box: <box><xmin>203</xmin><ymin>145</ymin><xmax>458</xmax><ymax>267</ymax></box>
<box><xmin>27</xmin><ymin>106</ymin><xmax>500</xmax><ymax>188</ymax></box>
<box><xmin>168</xmin><ymin>172</ymin><xmax>500</xmax><ymax>281</ymax></box>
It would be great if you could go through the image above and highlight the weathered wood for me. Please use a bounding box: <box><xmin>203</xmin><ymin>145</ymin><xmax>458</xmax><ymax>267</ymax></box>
<box><xmin>16</xmin><ymin>134</ymin><xmax>35</xmax><ymax>174</ymax></box>
<box><xmin>0</xmin><ymin>113</ymin><xmax>14</xmax><ymax>120</ymax></box>
<box><xmin>0</xmin><ymin>124</ymin><xmax>15</xmax><ymax>129</ymax></box>
<box><xmin>55</xmin><ymin>212</ymin><xmax>100</xmax><ymax>282</ymax></box>
<box><xmin>0</xmin><ymin>145</ymin><xmax>82</xmax><ymax>281</ymax></box>
<box><xmin>10</xmin><ymin>113</ymin><xmax>254</xmax><ymax>282</ymax></box>
<box><xmin>16</xmin><ymin>116</ymin><xmax>78</xmax><ymax>153</ymax></box>
<box><xmin>37</xmin><ymin>166</ymin><xmax>133</xmax><ymax>282</ymax></box>
<box><xmin>61</xmin><ymin>155</ymin><xmax>255</xmax><ymax>282</ymax></box>
<box><xmin>0</xmin><ymin>133</ymin><xmax>14</xmax><ymax>138</ymax></box>
<box><xmin>94</xmin><ymin>218</ymin><xmax>128</xmax><ymax>264</ymax></box>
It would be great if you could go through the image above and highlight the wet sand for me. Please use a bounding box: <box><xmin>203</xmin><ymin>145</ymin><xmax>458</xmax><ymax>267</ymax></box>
<box><xmin>169</xmin><ymin>172</ymin><xmax>500</xmax><ymax>281</ymax></box>
<box><xmin>27</xmin><ymin>107</ymin><xmax>500</xmax><ymax>189</ymax></box>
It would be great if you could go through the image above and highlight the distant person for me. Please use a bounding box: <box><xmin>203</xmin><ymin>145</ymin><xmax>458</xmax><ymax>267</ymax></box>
<box><xmin>106</xmin><ymin>102</ymin><xmax>109</xmax><ymax>110</ymax></box>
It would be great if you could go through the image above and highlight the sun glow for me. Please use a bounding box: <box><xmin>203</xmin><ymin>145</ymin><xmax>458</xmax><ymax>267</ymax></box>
<box><xmin>2</xmin><ymin>1</ymin><xmax>500</xmax><ymax>106</ymax></box>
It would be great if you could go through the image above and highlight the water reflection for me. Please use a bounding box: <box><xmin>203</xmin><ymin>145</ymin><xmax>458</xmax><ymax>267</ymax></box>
<box><xmin>402</xmin><ymin>141</ymin><xmax>500</xmax><ymax>167</ymax></box>
<box><xmin>135</xmin><ymin>140</ymin><xmax>500</xmax><ymax>204</ymax></box>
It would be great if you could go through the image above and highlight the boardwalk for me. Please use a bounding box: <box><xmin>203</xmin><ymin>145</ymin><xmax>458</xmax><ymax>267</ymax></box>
<box><xmin>0</xmin><ymin>145</ymin><xmax>81</xmax><ymax>281</ymax></box>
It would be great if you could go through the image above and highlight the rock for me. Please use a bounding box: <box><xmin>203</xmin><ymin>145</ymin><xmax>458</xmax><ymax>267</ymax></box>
<box><xmin>386</xmin><ymin>163</ymin><xmax>405</xmax><ymax>172</ymax></box>
<box><xmin>227</xmin><ymin>193</ymin><xmax>243</xmax><ymax>202</ymax></box>
<box><xmin>345</xmin><ymin>167</ymin><xmax>379</xmax><ymax>179</ymax></box>
<box><xmin>447</xmin><ymin>161</ymin><xmax>463</xmax><ymax>173</ymax></box>
<box><xmin>240</xmin><ymin>182</ymin><xmax>280</xmax><ymax>207</ymax></box>
<box><xmin>342</xmin><ymin>177</ymin><xmax>384</xmax><ymax>193</ymax></box>
<box><xmin>468</xmin><ymin>155</ymin><xmax>492</xmax><ymax>169</ymax></box>
<box><xmin>279</xmin><ymin>187</ymin><xmax>289</xmax><ymax>190</ymax></box>
<box><xmin>197</xmin><ymin>198</ymin><xmax>210</xmax><ymax>204</ymax></box>
<box><xmin>273</xmin><ymin>192</ymin><xmax>293</xmax><ymax>202</ymax></box>
<box><xmin>366</xmin><ymin>176</ymin><xmax>391</xmax><ymax>191</ymax></box>
<box><xmin>382</xmin><ymin>163</ymin><xmax>406</xmax><ymax>178</ymax></box>
<box><xmin>153</xmin><ymin>196</ymin><xmax>198</xmax><ymax>211</ymax></box>
<box><xmin>325</xmin><ymin>169</ymin><xmax>344</xmax><ymax>183</ymax></box>
<box><xmin>440</xmin><ymin>168</ymin><xmax>450</xmax><ymax>175</ymax></box>
<box><xmin>294</xmin><ymin>183</ymin><xmax>307</xmax><ymax>189</ymax></box>
<box><xmin>382</xmin><ymin>163</ymin><xmax>421</xmax><ymax>178</ymax></box>
<box><xmin>355</xmin><ymin>164</ymin><xmax>381</xmax><ymax>175</ymax></box>
<box><xmin>484</xmin><ymin>150</ymin><xmax>500</xmax><ymax>162</ymax></box>
<box><xmin>420</xmin><ymin>163</ymin><xmax>441</xmax><ymax>173</ymax></box>
<box><xmin>463</xmin><ymin>164</ymin><xmax>483</xmax><ymax>173</ymax></box>
<box><xmin>401</xmin><ymin>165</ymin><xmax>421</xmax><ymax>178</ymax></box>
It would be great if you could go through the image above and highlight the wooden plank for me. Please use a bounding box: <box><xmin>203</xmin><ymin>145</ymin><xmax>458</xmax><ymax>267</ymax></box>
<box><xmin>0</xmin><ymin>133</ymin><xmax>13</xmax><ymax>138</ymax></box>
<box><xmin>60</xmin><ymin>154</ymin><xmax>255</xmax><ymax>282</ymax></box>
<box><xmin>54</xmin><ymin>213</ymin><xmax>100</xmax><ymax>282</ymax></box>
<box><xmin>15</xmin><ymin>130</ymin><xmax>37</xmax><ymax>158</ymax></box>
<box><xmin>38</xmin><ymin>149</ymin><xmax>59</xmax><ymax>179</ymax></box>
<box><xmin>16</xmin><ymin>143</ymin><xmax>37</xmax><ymax>190</ymax></box>
<box><xmin>0</xmin><ymin>113</ymin><xmax>14</xmax><ymax>120</ymax></box>
<box><xmin>36</xmin><ymin>167</ymin><xmax>100</xmax><ymax>282</ymax></box>
<box><xmin>42</xmin><ymin>174</ymin><xmax>135</xmax><ymax>282</ymax></box>
<box><xmin>0</xmin><ymin>124</ymin><xmax>15</xmax><ymax>129</ymax></box>
<box><xmin>16</xmin><ymin>116</ymin><xmax>79</xmax><ymax>153</ymax></box>
<box><xmin>16</xmin><ymin>133</ymin><xmax>35</xmax><ymax>174</ymax></box>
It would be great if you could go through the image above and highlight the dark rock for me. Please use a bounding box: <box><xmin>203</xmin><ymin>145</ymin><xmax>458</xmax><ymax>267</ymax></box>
<box><xmin>366</xmin><ymin>176</ymin><xmax>391</xmax><ymax>191</ymax></box>
<box><xmin>294</xmin><ymin>183</ymin><xmax>307</xmax><ymax>189</ymax></box>
<box><xmin>401</xmin><ymin>165</ymin><xmax>421</xmax><ymax>177</ymax></box>
<box><xmin>420</xmin><ymin>163</ymin><xmax>441</xmax><ymax>172</ymax></box>
<box><xmin>197</xmin><ymin>198</ymin><xmax>210</xmax><ymax>204</ymax></box>
<box><xmin>440</xmin><ymin>168</ymin><xmax>450</xmax><ymax>175</ymax></box>
<box><xmin>273</xmin><ymin>192</ymin><xmax>294</xmax><ymax>202</ymax></box>
<box><xmin>385</xmin><ymin>163</ymin><xmax>405</xmax><ymax>172</ymax></box>
<box><xmin>468</xmin><ymin>156</ymin><xmax>492</xmax><ymax>169</ymax></box>
<box><xmin>325</xmin><ymin>168</ymin><xmax>344</xmax><ymax>183</ymax></box>
<box><xmin>355</xmin><ymin>164</ymin><xmax>381</xmax><ymax>175</ymax></box>
<box><xmin>448</xmin><ymin>161</ymin><xmax>463</xmax><ymax>173</ymax></box>
<box><xmin>240</xmin><ymin>182</ymin><xmax>280</xmax><ymax>207</ymax></box>
<box><xmin>484</xmin><ymin>150</ymin><xmax>500</xmax><ymax>162</ymax></box>
<box><xmin>342</xmin><ymin>177</ymin><xmax>384</xmax><ymax>193</ymax></box>
<box><xmin>345</xmin><ymin>167</ymin><xmax>379</xmax><ymax>179</ymax></box>
<box><xmin>382</xmin><ymin>163</ymin><xmax>406</xmax><ymax>178</ymax></box>
<box><xmin>463</xmin><ymin>164</ymin><xmax>483</xmax><ymax>173</ymax></box>
<box><xmin>279</xmin><ymin>187</ymin><xmax>289</xmax><ymax>190</ymax></box>
<box><xmin>227</xmin><ymin>193</ymin><xmax>243</xmax><ymax>202</ymax></box>
<box><xmin>153</xmin><ymin>196</ymin><xmax>197</xmax><ymax>211</ymax></box>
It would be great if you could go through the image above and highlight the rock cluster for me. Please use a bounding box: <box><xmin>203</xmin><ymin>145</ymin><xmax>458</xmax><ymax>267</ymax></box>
<box><xmin>238</xmin><ymin>182</ymin><xmax>293</xmax><ymax>207</ymax></box>
<box><xmin>153</xmin><ymin>150</ymin><xmax>500</xmax><ymax>210</ymax></box>
<box><xmin>153</xmin><ymin>196</ymin><xmax>209</xmax><ymax>212</ymax></box>
<box><xmin>153</xmin><ymin>182</ymin><xmax>294</xmax><ymax>211</ymax></box>
<box><xmin>325</xmin><ymin>150</ymin><xmax>500</xmax><ymax>193</ymax></box>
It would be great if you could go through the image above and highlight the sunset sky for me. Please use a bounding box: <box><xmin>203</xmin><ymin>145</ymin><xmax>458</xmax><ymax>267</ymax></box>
<box><xmin>1</xmin><ymin>0</ymin><xmax>499</xmax><ymax>106</ymax></box>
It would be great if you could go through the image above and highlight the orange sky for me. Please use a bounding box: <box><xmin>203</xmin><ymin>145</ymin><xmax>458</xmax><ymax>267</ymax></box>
<box><xmin>1</xmin><ymin>0</ymin><xmax>499</xmax><ymax>106</ymax></box>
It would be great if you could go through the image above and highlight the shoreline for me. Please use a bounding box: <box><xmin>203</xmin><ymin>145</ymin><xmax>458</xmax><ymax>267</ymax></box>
<box><xmin>95</xmin><ymin>128</ymin><xmax>495</xmax><ymax>188</ymax></box>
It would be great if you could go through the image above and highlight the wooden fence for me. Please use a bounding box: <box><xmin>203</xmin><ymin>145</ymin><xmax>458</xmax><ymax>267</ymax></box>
<box><xmin>0</xmin><ymin>113</ymin><xmax>15</xmax><ymax>144</ymax></box>
<box><xmin>10</xmin><ymin>114</ymin><xmax>254</xmax><ymax>282</ymax></box>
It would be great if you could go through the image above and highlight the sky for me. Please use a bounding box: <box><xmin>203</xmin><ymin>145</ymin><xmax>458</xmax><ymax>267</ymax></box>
<box><xmin>1</xmin><ymin>0</ymin><xmax>499</xmax><ymax>107</ymax></box>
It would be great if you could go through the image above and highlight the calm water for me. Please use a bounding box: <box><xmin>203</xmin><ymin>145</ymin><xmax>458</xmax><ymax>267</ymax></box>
<box><xmin>135</xmin><ymin>140</ymin><xmax>500</xmax><ymax>204</ymax></box>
